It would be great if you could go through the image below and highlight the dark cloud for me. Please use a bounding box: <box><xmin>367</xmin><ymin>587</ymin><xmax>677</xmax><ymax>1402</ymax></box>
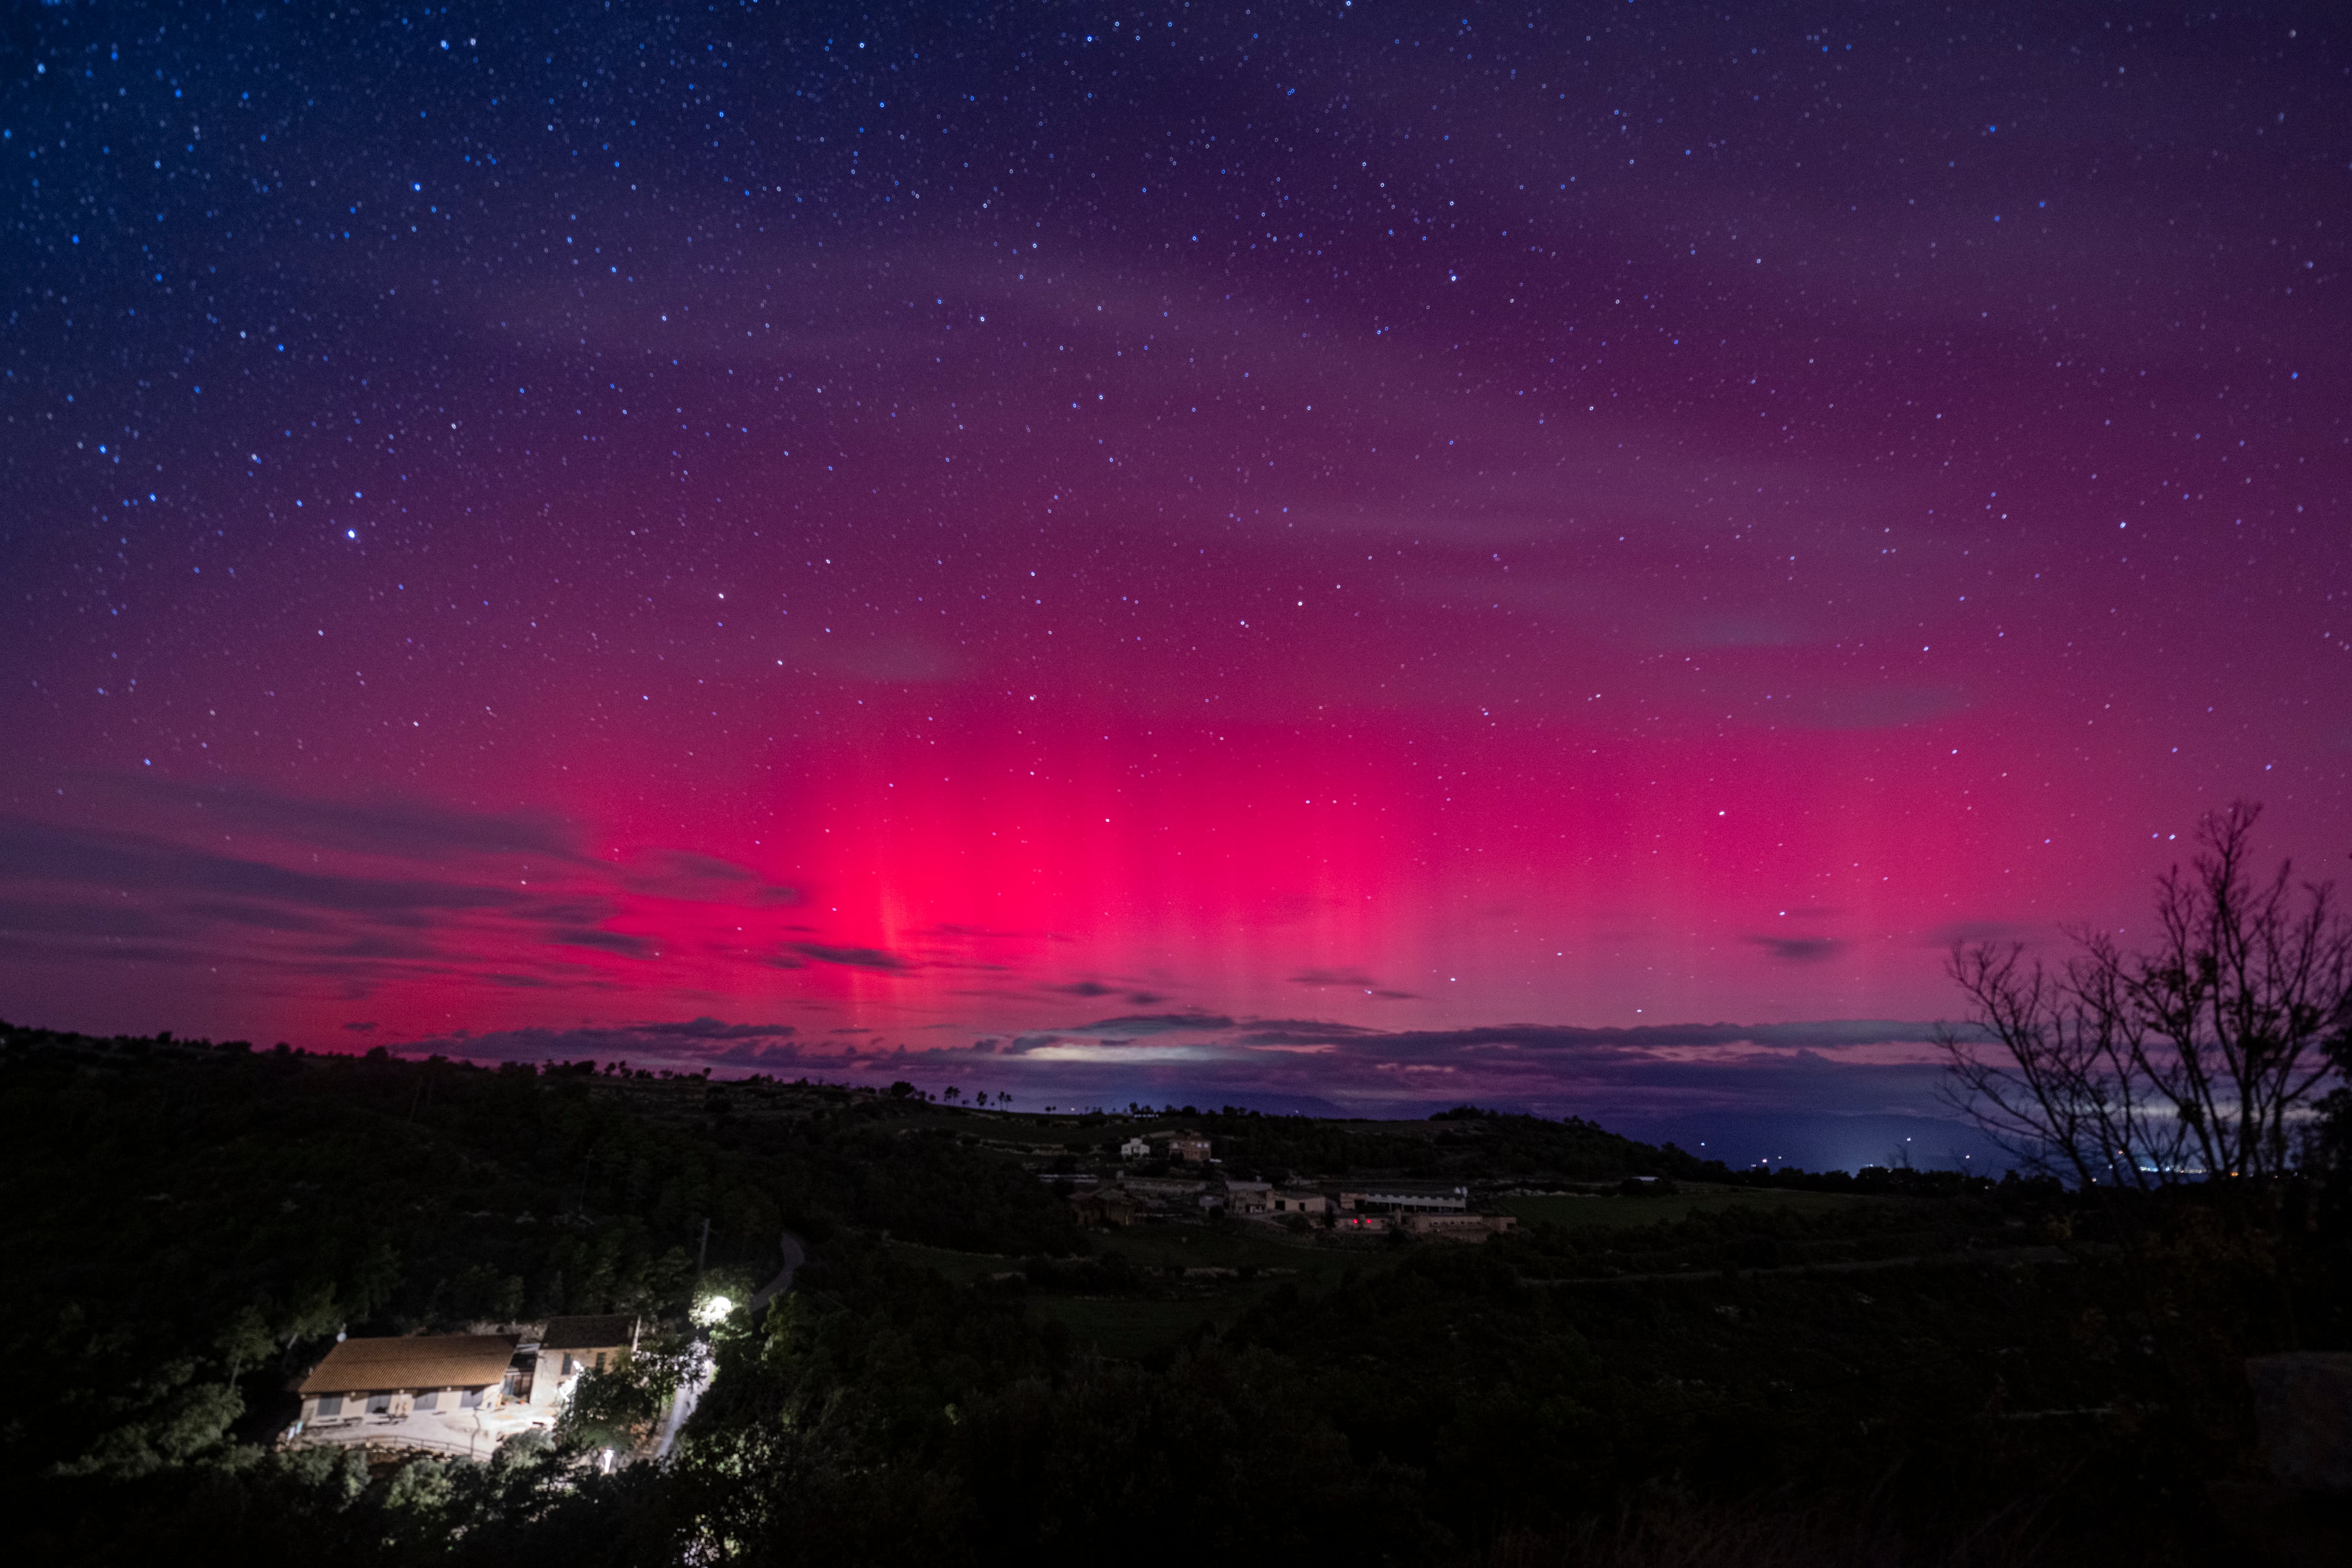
<box><xmin>179</xmin><ymin>901</ymin><xmax>340</xmax><ymax>934</ymax></box>
<box><xmin>785</xmin><ymin>941</ymin><xmax>912</xmax><ymax>972</ymax></box>
<box><xmin>0</xmin><ymin>900</ymin><xmax>175</xmax><ymax>938</ymax></box>
<box><xmin>631</xmin><ymin>1018</ymin><xmax>799</xmax><ymax>1041</ymax></box>
<box><xmin>553</xmin><ymin>928</ymin><xmax>660</xmax><ymax>959</ymax></box>
<box><xmin>1075</xmin><ymin>1012</ymin><xmax>1237</xmax><ymax>1034</ymax></box>
<box><xmin>1926</xmin><ymin>920</ymin><xmax>2039</xmax><ymax>948</ymax></box>
<box><xmin>348</xmin><ymin>1010</ymin><xmax>1984</xmax><ymax>1167</ymax></box>
<box><xmin>402</xmin><ymin>1017</ymin><xmax>807</xmax><ymax>1067</ymax></box>
<box><xmin>1051</xmin><ymin>981</ymin><xmax>1174</xmax><ymax>1005</ymax></box>
<box><xmin>1746</xmin><ymin>934</ymin><xmax>1848</xmax><ymax>964</ymax></box>
<box><xmin>627</xmin><ymin>849</ymin><xmax>800</xmax><ymax>906</ymax></box>
<box><xmin>0</xmin><ymin>815</ymin><xmax>539</xmax><ymax>918</ymax></box>
<box><xmin>1230</xmin><ymin>1017</ymin><xmax>1385</xmax><ymax>1039</ymax></box>
<box><xmin>329</xmin><ymin>932</ymin><xmax>443</xmax><ymax>961</ymax></box>
<box><xmin>1228</xmin><ymin>1019</ymin><xmax>1960</xmax><ymax>1056</ymax></box>
<box><xmin>1290</xmin><ymin>967</ymin><xmax>1381</xmax><ymax>988</ymax></box>
<box><xmin>93</xmin><ymin>774</ymin><xmax>582</xmax><ymax>863</ymax></box>
<box><xmin>342</xmin><ymin>1021</ymin><xmax>378</xmax><ymax>1033</ymax></box>
<box><xmin>1285</xmin><ymin>967</ymin><xmax>1418</xmax><ymax>998</ymax></box>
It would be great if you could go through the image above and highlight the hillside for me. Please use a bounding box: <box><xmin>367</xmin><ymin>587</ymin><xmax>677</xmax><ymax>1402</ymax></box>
<box><xmin>5</xmin><ymin>1022</ymin><xmax>2346</xmax><ymax>1566</ymax></box>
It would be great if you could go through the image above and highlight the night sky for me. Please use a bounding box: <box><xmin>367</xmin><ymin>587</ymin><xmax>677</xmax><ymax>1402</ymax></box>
<box><xmin>6</xmin><ymin>3</ymin><xmax>2348</xmax><ymax>1165</ymax></box>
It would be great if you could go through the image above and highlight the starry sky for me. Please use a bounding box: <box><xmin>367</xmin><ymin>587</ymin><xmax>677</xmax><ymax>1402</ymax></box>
<box><xmin>5</xmin><ymin>2</ymin><xmax>2348</xmax><ymax>1164</ymax></box>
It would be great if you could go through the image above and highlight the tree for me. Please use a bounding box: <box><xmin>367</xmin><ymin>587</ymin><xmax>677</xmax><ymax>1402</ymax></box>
<box><xmin>557</xmin><ymin>1344</ymin><xmax>695</xmax><ymax>1455</ymax></box>
<box><xmin>1939</xmin><ymin>802</ymin><xmax>2350</xmax><ymax>1186</ymax></box>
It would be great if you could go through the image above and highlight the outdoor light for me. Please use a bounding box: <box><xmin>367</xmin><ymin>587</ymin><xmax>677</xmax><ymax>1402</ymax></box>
<box><xmin>691</xmin><ymin>1294</ymin><xmax>734</xmax><ymax>1327</ymax></box>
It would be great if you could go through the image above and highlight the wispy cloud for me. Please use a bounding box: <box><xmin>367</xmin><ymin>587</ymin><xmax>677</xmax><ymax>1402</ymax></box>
<box><xmin>0</xmin><ymin>784</ymin><xmax>812</xmax><ymax>1009</ymax></box>
<box><xmin>785</xmin><ymin>941</ymin><xmax>913</xmax><ymax>972</ymax></box>
<box><xmin>1746</xmin><ymin>934</ymin><xmax>1847</xmax><ymax>964</ymax></box>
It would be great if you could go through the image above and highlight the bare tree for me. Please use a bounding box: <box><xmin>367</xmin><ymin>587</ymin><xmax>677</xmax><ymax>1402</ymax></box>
<box><xmin>1939</xmin><ymin>803</ymin><xmax>2351</xmax><ymax>1185</ymax></box>
<box><xmin>1937</xmin><ymin>941</ymin><xmax>2187</xmax><ymax>1189</ymax></box>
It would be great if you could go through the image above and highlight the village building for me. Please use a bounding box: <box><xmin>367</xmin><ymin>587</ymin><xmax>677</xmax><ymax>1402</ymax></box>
<box><xmin>537</xmin><ymin>1315</ymin><xmax>637</xmax><ymax>1407</ymax></box>
<box><xmin>1338</xmin><ymin>1185</ymin><xmax>1469</xmax><ymax>1214</ymax></box>
<box><xmin>1402</xmin><ymin>1212</ymin><xmax>1519</xmax><ymax>1242</ymax></box>
<box><xmin>1121</xmin><ymin>1175</ymin><xmax>1208</xmax><ymax>1203</ymax></box>
<box><xmin>1218</xmin><ymin>1179</ymin><xmax>1271</xmax><ymax>1214</ymax></box>
<box><xmin>288</xmin><ymin>1333</ymin><xmax>554</xmax><ymax>1462</ymax></box>
<box><xmin>1268</xmin><ymin>1188</ymin><xmax>1328</xmax><ymax>1216</ymax></box>
<box><xmin>1070</xmin><ymin>1188</ymin><xmax>1139</xmax><ymax>1228</ymax></box>
<box><xmin>1118</xmin><ymin>1135</ymin><xmax>1151</xmax><ymax>1160</ymax></box>
<box><xmin>1163</xmin><ymin>1132</ymin><xmax>1212</xmax><ymax>1164</ymax></box>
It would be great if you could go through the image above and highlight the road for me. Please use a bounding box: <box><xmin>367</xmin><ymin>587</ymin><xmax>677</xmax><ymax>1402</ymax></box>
<box><xmin>652</xmin><ymin>1229</ymin><xmax>806</xmax><ymax>1459</ymax></box>
<box><xmin>747</xmin><ymin>1228</ymin><xmax>807</xmax><ymax>1314</ymax></box>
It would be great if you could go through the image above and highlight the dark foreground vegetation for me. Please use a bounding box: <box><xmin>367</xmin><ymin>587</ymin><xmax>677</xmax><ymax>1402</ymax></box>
<box><xmin>6</xmin><ymin>1021</ymin><xmax>2348</xmax><ymax>1566</ymax></box>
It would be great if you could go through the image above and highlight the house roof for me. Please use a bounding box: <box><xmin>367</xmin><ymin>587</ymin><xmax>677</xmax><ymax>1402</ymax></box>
<box><xmin>540</xmin><ymin>1314</ymin><xmax>634</xmax><ymax>1351</ymax></box>
<box><xmin>298</xmin><ymin>1335</ymin><xmax>518</xmax><ymax>1396</ymax></box>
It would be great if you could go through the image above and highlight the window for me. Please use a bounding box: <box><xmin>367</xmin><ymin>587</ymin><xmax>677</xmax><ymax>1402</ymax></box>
<box><xmin>414</xmin><ymin>1389</ymin><xmax>439</xmax><ymax>1411</ymax></box>
<box><xmin>459</xmin><ymin>1387</ymin><xmax>483</xmax><ymax>1409</ymax></box>
<box><xmin>315</xmin><ymin>1395</ymin><xmax>343</xmax><ymax>1418</ymax></box>
<box><xmin>366</xmin><ymin>1393</ymin><xmax>392</xmax><ymax>1415</ymax></box>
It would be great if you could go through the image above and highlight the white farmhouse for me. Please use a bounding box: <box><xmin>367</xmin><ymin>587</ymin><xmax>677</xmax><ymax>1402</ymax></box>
<box><xmin>289</xmin><ymin>1334</ymin><xmax>551</xmax><ymax>1461</ymax></box>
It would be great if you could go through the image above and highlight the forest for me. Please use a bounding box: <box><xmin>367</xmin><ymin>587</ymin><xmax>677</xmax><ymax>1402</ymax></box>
<box><xmin>5</xmin><ymin>1019</ymin><xmax>2347</xmax><ymax>1566</ymax></box>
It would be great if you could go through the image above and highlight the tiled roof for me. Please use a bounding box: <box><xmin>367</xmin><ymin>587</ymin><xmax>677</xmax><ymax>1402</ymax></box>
<box><xmin>298</xmin><ymin>1335</ymin><xmax>518</xmax><ymax>1396</ymax></box>
<box><xmin>540</xmin><ymin>1314</ymin><xmax>634</xmax><ymax>1350</ymax></box>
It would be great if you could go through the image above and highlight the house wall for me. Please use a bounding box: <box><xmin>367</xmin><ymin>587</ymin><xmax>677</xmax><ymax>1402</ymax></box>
<box><xmin>303</xmin><ymin>1384</ymin><xmax>499</xmax><ymax>1425</ymax></box>
<box><xmin>1402</xmin><ymin>1212</ymin><xmax>1517</xmax><ymax>1239</ymax></box>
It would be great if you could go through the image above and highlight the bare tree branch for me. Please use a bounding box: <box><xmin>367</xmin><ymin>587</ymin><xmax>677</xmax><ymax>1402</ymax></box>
<box><xmin>1939</xmin><ymin>801</ymin><xmax>2349</xmax><ymax>1186</ymax></box>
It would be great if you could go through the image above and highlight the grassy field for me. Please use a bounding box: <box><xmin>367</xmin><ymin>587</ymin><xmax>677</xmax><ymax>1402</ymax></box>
<box><xmin>888</xmin><ymin>1192</ymin><xmax>1905</xmax><ymax>1360</ymax></box>
<box><xmin>888</xmin><ymin>1220</ymin><xmax>1385</xmax><ymax>1359</ymax></box>
<box><xmin>1501</xmin><ymin>1183</ymin><xmax>1885</xmax><ymax>1231</ymax></box>
<box><xmin>1090</xmin><ymin>1220</ymin><xmax>1361</xmax><ymax>1281</ymax></box>
<box><xmin>1025</xmin><ymin>1294</ymin><xmax>1245</xmax><ymax>1359</ymax></box>
<box><xmin>884</xmin><ymin>1239</ymin><xmax>1019</xmax><ymax>1283</ymax></box>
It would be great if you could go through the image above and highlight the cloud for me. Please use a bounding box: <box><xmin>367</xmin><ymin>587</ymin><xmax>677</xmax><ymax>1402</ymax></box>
<box><xmin>401</xmin><ymin>1017</ymin><xmax>807</xmax><ymax>1068</ymax></box>
<box><xmin>553</xmin><ymin>928</ymin><xmax>660</xmax><ymax>959</ymax></box>
<box><xmin>1287</xmin><ymin>967</ymin><xmax>1419</xmax><ymax>998</ymax></box>
<box><xmin>633</xmin><ymin>1018</ymin><xmax>800</xmax><ymax>1042</ymax></box>
<box><xmin>1746</xmin><ymin>934</ymin><xmax>1847</xmax><ymax>964</ymax></box>
<box><xmin>0</xmin><ymin>899</ymin><xmax>176</xmax><ymax>938</ymax></box>
<box><xmin>1074</xmin><ymin>1012</ymin><xmax>1237</xmax><ymax>1035</ymax></box>
<box><xmin>0</xmin><ymin>815</ymin><xmax>539</xmax><ymax>918</ymax></box>
<box><xmin>95</xmin><ymin>774</ymin><xmax>582</xmax><ymax>863</ymax></box>
<box><xmin>0</xmin><ymin>787</ymin><xmax>838</xmax><ymax>1008</ymax></box>
<box><xmin>1228</xmin><ymin>1018</ymin><xmax>1959</xmax><ymax>1057</ymax></box>
<box><xmin>349</xmin><ymin>1008</ymin><xmax>1993</xmax><ymax>1155</ymax></box>
<box><xmin>626</xmin><ymin>849</ymin><xmax>800</xmax><ymax>906</ymax></box>
<box><xmin>784</xmin><ymin>941</ymin><xmax>913</xmax><ymax>972</ymax></box>
<box><xmin>342</xmin><ymin>1021</ymin><xmax>378</xmax><ymax>1033</ymax></box>
<box><xmin>1926</xmin><ymin>920</ymin><xmax>2037</xmax><ymax>948</ymax></box>
<box><xmin>1289</xmin><ymin>967</ymin><xmax>1380</xmax><ymax>988</ymax></box>
<box><xmin>1053</xmin><ymin>980</ymin><xmax>1170</xmax><ymax>1004</ymax></box>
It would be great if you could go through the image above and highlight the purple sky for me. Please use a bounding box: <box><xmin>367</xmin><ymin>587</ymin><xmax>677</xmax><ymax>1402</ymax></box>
<box><xmin>4</xmin><ymin>3</ymin><xmax>2348</xmax><ymax>1165</ymax></box>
